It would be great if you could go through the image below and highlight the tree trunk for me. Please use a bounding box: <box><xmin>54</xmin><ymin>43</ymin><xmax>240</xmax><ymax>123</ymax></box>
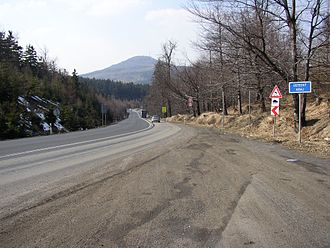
<box><xmin>257</xmin><ymin>87</ymin><xmax>266</xmax><ymax>112</ymax></box>
<box><xmin>237</xmin><ymin>88</ymin><xmax>242</xmax><ymax>115</ymax></box>
<box><xmin>167</xmin><ymin>98</ymin><xmax>172</xmax><ymax>117</ymax></box>
<box><xmin>202</xmin><ymin>100</ymin><xmax>205</xmax><ymax>112</ymax></box>
<box><xmin>289</xmin><ymin>0</ymin><xmax>300</xmax><ymax>133</ymax></box>
<box><xmin>207</xmin><ymin>101</ymin><xmax>211</xmax><ymax>112</ymax></box>
<box><xmin>256</xmin><ymin>73</ymin><xmax>266</xmax><ymax>112</ymax></box>
<box><xmin>196</xmin><ymin>94</ymin><xmax>201</xmax><ymax>116</ymax></box>
<box><xmin>237</xmin><ymin>63</ymin><xmax>242</xmax><ymax>115</ymax></box>
<box><xmin>222</xmin><ymin>87</ymin><xmax>228</xmax><ymax>115</ymax></box>
<box><xmin>301</xmin><ymin>94</ymin><xmax>307</xmax><ymax>126</ymax></box>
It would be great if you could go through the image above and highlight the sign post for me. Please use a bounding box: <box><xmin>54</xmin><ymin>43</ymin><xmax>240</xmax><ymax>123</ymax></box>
<box><xmin>162</xmin><ymin>106</ymin><xmax>167</xmax><ymax>113</ymax></box>
<box><xmin>188</xmin><ymin>97</ymin><xmax>193</xmax><ymax>108</ymax></box>
<box><xmin>248</xmin><ymin>90</ymin><xmax>251</xmax><ymax>126</ymax></box>
<box><xmin>222</xmin><ymin>90</ymin><xmax>225</xmax><ymax>128</ymax></box>
<box><xmin>186</xmin><ymin>97</ymin><xmax>193</xmax><ymax>125</ymax></box>
<box><xmin>289</xmin><ymin>81</ymin><xmax>312</xmax><ymax>143</ymax></box>
<box><xmin>162</xmin><ymin>106</ymin><xmax>167</xmax><ymax>119</ymax></box>
<box><xmin>269</xmin><ymin>85</ymin><xmax>282</xmax><ymax>138</ymax></box>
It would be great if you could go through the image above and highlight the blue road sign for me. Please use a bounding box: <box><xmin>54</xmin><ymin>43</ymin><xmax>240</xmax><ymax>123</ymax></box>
<box><xmin>289</xmin><ymin>81</ymin><xmax>312</xmax><ymax>93</ymax></box>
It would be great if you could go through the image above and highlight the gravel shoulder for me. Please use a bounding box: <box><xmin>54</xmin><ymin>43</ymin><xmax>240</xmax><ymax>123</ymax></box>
<box><xmin>0</xmin><ymin>124</ymin><xmax>329</xmax><ymax>248</ymax></box>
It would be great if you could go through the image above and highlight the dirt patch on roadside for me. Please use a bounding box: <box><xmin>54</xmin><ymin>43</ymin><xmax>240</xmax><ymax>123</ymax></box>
<box><xmin>167</xmin><ymin>98</ymin><xmax>330</xmax><ymax>158</ymax></box>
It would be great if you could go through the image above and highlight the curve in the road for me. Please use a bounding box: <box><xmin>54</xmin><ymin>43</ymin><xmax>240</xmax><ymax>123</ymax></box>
<box><xmin>0</xmin><ymin>110</ymin><xmax>151</xmax><ymax>158</ymax></box>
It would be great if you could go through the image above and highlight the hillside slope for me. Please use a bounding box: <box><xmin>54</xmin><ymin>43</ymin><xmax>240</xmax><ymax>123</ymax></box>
<box><xmin>167</xmin><ymin>96</ymin><xmax>330</xmax><ymax>158</ymax></box>
<box><xmin>81</xmin><ymin>56</ymin><xmax>157</xmax><ymax>84</ymax></box>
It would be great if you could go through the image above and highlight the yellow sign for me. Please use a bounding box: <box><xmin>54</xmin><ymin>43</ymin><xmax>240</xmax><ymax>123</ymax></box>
<box><xmin>162</xmin><ymin>106</ymin><xmax>167</xmax><ymax>113</ymax></box>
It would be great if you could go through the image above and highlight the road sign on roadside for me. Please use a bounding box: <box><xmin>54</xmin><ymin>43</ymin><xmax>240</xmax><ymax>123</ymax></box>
<box><xmin>289</xmin><ymin>81</ymin><xmax>312</xmax><ymax>93</ymax></box>
<box><xmin>269</xmin><ymin>85</ymin><xmax>282</xmax><ymax>98</ymax></box>
<box><xmin>271</xmin><ymin>98</ymin><xmax>280</xmax><ymax>107</ymax></box>
<box><xmin>269</xmin><ymin>85</ymin><xmax>282</xmax><ymax>137</ymax></box>
<box><xmin>289</xmin><ymin>81</ymin><xmax>312</xmax><ymax>143</ymax></box>
<box><xmin>162</xmin><ymin>106</ymin><xmax>167</xmax><ymax>113</ymax></box>
<box><xmin>188</xmin><ymin>97</ymin><xmax>193</xmax><ymax>107</ymax></box>
<box><xmin>271</xmin><ymin>97</ymin><xmax>280</xmax><ymax>117</ymax></box>
<box><xmin>271</xmin><ymin>106</ymin><xmax>279</xmax><ymax>116</ymax></box>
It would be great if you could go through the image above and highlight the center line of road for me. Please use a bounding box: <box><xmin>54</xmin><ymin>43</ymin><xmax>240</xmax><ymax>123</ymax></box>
<box><xmin>0</xmin><ymin>117</ymin><xmax>153</xmax><ymax>160</ymax></box>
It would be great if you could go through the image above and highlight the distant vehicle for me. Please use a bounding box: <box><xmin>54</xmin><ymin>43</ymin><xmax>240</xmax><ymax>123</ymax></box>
<box><xmin>141</xmin><ymin>110</ymin><xmax>147</xmax><ymax>118</ymax></box>
<box><xmin>151</xmin><ymin>115</ymin><xmax>160</xmax><ymax>123</ymax></box>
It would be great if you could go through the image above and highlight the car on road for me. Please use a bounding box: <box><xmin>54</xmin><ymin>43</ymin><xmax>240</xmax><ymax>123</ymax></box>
<box><xmin>151</xmin><ymin>115</ymin><xmax>160</xmax><ymax>123</ymax></box>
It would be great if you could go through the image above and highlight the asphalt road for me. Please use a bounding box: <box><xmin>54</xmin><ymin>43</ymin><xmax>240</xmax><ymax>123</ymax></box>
<box><xmin>0</xmin><ymin>118</ymin><xmax>329</xmax><ymax>248</ymax></box>
<box><xmin>0</xmin><ymin>110</ymin><xmax>150</xmax><ymax>158</ymax></box>
<box><xmin>0</xmin><ymin>110</ymin><xmax>180</xmax><ymax>220</ymax></box>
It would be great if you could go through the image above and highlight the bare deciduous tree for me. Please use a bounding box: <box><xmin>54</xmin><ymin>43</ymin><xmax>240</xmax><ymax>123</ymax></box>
<box><xmin>188</xmin><ymin>0</ymin><xmax>329</xmax><ymax>130</ymax></box>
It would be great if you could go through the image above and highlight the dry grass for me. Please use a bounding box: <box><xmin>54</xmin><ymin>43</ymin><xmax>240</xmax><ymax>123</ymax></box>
<box><xmin>167</xmin><ymin>96</ymin><xmax>330</xmax><ymax>158</ymax></box>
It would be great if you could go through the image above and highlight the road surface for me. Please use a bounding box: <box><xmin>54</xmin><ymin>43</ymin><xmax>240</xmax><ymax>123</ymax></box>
<box><xmin>0</xmin><ymin>115</ymin><xmax>329</xmax><ymax>248</ymax></box>
<box><xmin>0</xmin><ymin>110</ymin><xmax>150</xmax><ymax>157</ymax></box>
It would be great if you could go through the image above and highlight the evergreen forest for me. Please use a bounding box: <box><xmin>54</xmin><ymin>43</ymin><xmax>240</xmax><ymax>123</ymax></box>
<box><xmin>80</xmin><ymin>77</ymin><xmax>148</xmax><ymax>102</ymax></box>
<box><xmin>0</xmin><ymin>31</ymin><xmax>148</xmax><ymax>140</ymax></box>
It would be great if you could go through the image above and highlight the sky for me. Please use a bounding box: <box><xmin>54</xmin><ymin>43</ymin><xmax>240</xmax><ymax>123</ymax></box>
<box><xmin>0</xmin><ymin>0</ymin><xmax>201</xmax><ymax>74</ymax></box>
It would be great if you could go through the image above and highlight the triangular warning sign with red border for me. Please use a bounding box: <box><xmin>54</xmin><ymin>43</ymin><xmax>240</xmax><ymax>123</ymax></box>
<box><xmin>269</xmin><ymin>85</ymin><xmax>282</xmax><ymax>98</ymax></box>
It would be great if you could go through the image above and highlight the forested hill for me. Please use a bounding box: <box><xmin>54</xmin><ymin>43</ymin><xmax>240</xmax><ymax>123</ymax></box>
<box><xmin>0</xmin><ymin>31</ymin><xmax>144</xmax><ymax>140</ymax></box>
<box><xmin>79</xmin><ymin>77</ymin><xmax>149</xmax><ymax>101</ymax></box>
<box><xmin>81</xmin><ymin>56</ymin><xmax>157</xmax><ymax>84</ymax></box>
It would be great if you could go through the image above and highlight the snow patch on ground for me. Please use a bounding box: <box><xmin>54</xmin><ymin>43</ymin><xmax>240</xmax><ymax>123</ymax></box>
<box><xmin>17</xmin><ymin>95</ymin><xmax>65</xmax><ymax>135</ymax></box>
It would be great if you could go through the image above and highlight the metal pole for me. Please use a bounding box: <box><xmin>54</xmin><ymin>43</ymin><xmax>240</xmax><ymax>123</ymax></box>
<box><xmin>273</xmin><ymin>116</ymin><xmax>276</xmax><ymax>137</ymax></box>
<box><xmin>248</xmin><ymin>90</ymin><xmax>251</xmax><ymax>125</ymax></box>
<box><xmin>101</xmin><ymin>104</ymin><xmax>104</xmax><ymax>126</ymax></box>
<box><xmin>298</xmin><ymin>93</ymin><xmax>301</xmax><ymax>143</ymax></box>
<box><xmin>209</xmin><ymin>49</ymin><xmax>213</xmax><ymax>111</ymax></box>
<box><xmin>222</xmin><ymin>90</ymin><xmax>225</xmax><ymax>128</ymax></box>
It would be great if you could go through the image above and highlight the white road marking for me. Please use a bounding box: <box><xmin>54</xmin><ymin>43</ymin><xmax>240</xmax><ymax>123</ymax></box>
<box><xmin>286</xmin><ymin>159</ymin><xmax>299</xmax><ymax>162</ymax></box>
<box><xmin>0</xmin><ymin>113</ymin><xmax>152</xmax><ymax>160</ymax></box>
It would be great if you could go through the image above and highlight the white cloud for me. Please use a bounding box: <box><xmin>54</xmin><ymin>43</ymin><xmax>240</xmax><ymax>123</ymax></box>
<box><xmin>145</xmin><ymin>8</ymin><xmax>192</xmax><ymax>25</ymax></box>
<box><xmin>0</xmin><ymin>1</ymin><xmax>200</xmax><ymax>73</ymax></box>
<box><xmin>144</xmin><ymin>8</ymin><xmax>200</xmax><ymax>64</ymax></box>
<box><xmin>26</xmin><ymin>0</ymin><xmax>47</xmax><ymax>7</ymax></box>
<box><xmin>52</xmin><ymin>0</ymin><xmax>148</xmax><ymax>17</ymax></box>
<box><xmin>0</xmin><ymin>0</ymin><xmax>51</xmax><ymax>38</ymax></box>
<box><xmin>0</xmin><ymin>0</ymin><xmax>46</xmax><ymax>16</ymax></box>
<box><xmin>89</xmin><ymin>0</ymin><xmax>147</xmax><ymax>17</ymax></box>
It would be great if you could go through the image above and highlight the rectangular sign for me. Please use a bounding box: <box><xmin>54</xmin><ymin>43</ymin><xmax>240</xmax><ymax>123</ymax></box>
<box><xmin>289</xmin><ymin>81</ymin><xmax>312</xmax><ymax>93</ymax></box>
<box><xmin>271</xmin><ymin>98</ymin><xmax>280</xmax><ymax>107</ymax></box>
<box><xmin>162</xmin><ymin>106</ymin><xmax>167</xmax><ymax>113</ymax></box>
<box><xmin>188</xmin><ymin>97</ymin><xmax>193</xmax><ymax>107</ymax></box>
<box><xmin>271</xmin><ymin>106</ymin><xmax>279</xmax><ymax>116</ymax></box>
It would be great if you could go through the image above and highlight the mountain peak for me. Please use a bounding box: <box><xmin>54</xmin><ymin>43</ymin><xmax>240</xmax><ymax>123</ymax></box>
<box><xmin>82</xmin><ymin>56</ymin><xmax>157</xmax><ymax>84</ymax></box>
<box><xmin>120</xmin><ymin>55</ymin><xmax>157</xmax><ymax>64</ymax></box>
